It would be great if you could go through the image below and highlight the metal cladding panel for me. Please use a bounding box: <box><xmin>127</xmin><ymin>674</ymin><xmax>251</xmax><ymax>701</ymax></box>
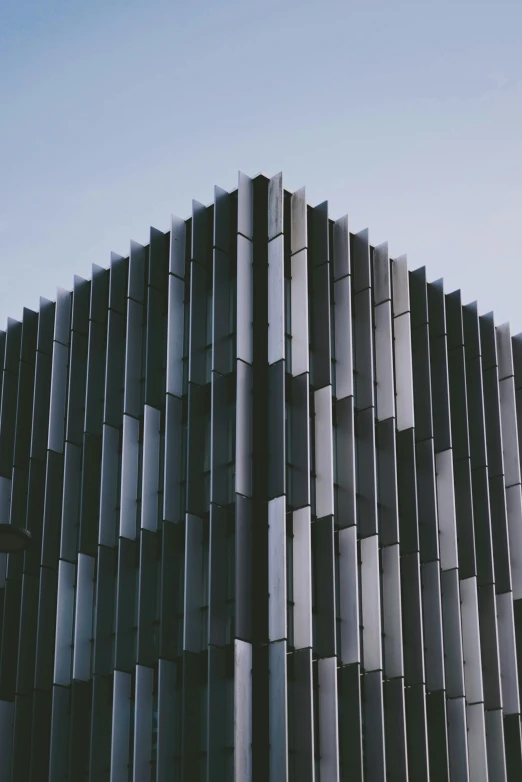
<box><xmin>478</xmin><ymin>583</ymin><xmax>502</xmax><ymax>710</ymax></box>
<box><xmin>183</xmin><ymin>513</ymin><xmax>205</xmax><ymax>653</ymax></box>
<box><xmin>53</xmin><ymin>559</ymin><xmax>75</xmax><ymax>686</ymax></box>
<box><xmin>401</xmin><ymin>551</ymin><xmax>425</xmax><ymax>686</ymax></box>
<box><xmin>141</xmin><ymin>405</ymin><xmax>161</xmax><ymax>532</ymax></box>
<box><xmin>404</xmin><ymin>682</ymin><xmax>430</xmax><ymax>780</ymax></box>
<box><xmin>466</xmin><ymin>702</ymin><xmax>488</xmax><ymax>782</ymax></box>
<box><xmin>269</xmin><ymin>639</ymin><xmax>288</xmax><ymax>781</ymax></box>
<box><xmin>72</xmin><ymin>553</ymin><xmax>95</xmax><ymax>681</ymax></box>
<box><xmin>377</xmin><ymin>418</ymin><xmax>399</xmax><ymax>546</ymax></box>
<box><xmin>89</xmin><ymin>263</ymin><xmax>109</xmax><ymax>321</ymax></box>
<box><xmin>268</xmin><ymin>496</ymin><xmax>286</xmax><ymax>642</ymax></box>
<box><xmin>207</xmin><ymin>645</ymin><xmax>232</xmax><ymax>779</ymax></box>
<box><xmin>120</xmin><ymin>414</ymin><xmax>139</xmax><ymax>540</ymax></box>
<box><xmin>137</xmin><ymin>529</ymin><xmax>160</xmax><ymax>666</ymax></box>
<box><xmin>84</xmin><ymin>319</ymin><xmax>107</xmax><ymax>439</ymax></box>
<box><xmin>497</xmin><ymin>591</ymin><xmax>521</xmax><ymax>715</ymax></box>
<box><xmin>338</xmin><ymin>525</ymin><xmax>360</xmax><ymax>666</ymax></box>
<box><xmin>54</xmin><ymin>287</ymin><xmax>72</xmax><ymax>347</ymax></box>
<box><xmin>93</xmin><ymin>546</ymin><xmax>117</xmax><ymax>678</ymax></box>
<box><xmin>441</xmin><ymin>568</ymin><xmax>465</xmax><ymax>699</ymax></box>
<box><xmin>188</xmin><ymin>259</ymin><xmax>208</xmax><ymax>386</ymax></box>
<box><xmin>212</xmin><ymin>248</ymin><xmax>232</xmax><ymax>376</ymax></box>
<box><xmin>238</xmin><ymin>171</ymin><xmax>254</xmax><ymax>241</ymax></box>
<box><xmin>208</xmin><ymin>503</ymin><xmax>228</xmax><ymax>647</ymax></box>
<box><xmin>373</xmin><ymin>242</ymin><xmax>391</xmax><ymax>306</ymax></box>
<box><xmin>268</xmin><ymin>359</ymin><xmax>285</xmax><ymax>499</ymax></box>
<box><xmin>234</xmin><ymin>639</ymin><xmax>253</xmax><ymax>782</ymax></box>
<box><xmin>133</xmin><ymin>664</ymin><xmax>153</xmax><ymax>782</ymax></box>
<box><xmin>104</xmin><ymin>307</ymin><xmax>125</xmax><ymax>429</ymax></box>
<box><xmin>485</xmin><ymin>709</ymin><xmax>508</xmax><ymax>782</ymax></box>
<box><xmin>236</xmin><ymin>360</ymin><xmax>253</xmax><ymax>498</ymax></box>
<box><xmin>156</xmin><ymin>659</ymin><xmax>179</xmax><ymax>781</ymax></box>
<box><xmin>128</xmin><ymin>240</ymin><xmax>146</xmax><ymax>304</ymax></box>
<box><xmin>436</xmin><ymin>449</ymin><xmax>459</xmax><ymax>571</ymax></box>
<box><xmin>313</xmin><ymin>515</ymin><xmax>336</xmax><ymax>659</ymax></box>
<box><xmin>361</xmin><ymin>534</ymin><xmax>382</xmax><ymax>673</ymax></box>
<box><xmin>311</xmin><ymin>259</ymin><xmax>331</xmax><ymax>389</ymax></box>
<box><xmin>211</xmin><ymin>371</ymin><xmax>233</xmax><ymax>508</ymax></box>
<box><xmin>185</xmin><ymin>381</ymin><xmax>207</xmax><ymax>517</ymax></box>
<box><xmin>429</xmin><ymin>283</ymin><xmax>453</xmax><ymax>454</ymax></box>
<box><xmin>352</xmin><ymin>228</ymin><xmax>370</xmax><ymax>294</ymax></box>
<box><xmin>333</xmin><ymin>274</ymin><xmax>353</xmax><ymax>400</ymax></box>
<box><xmin>268</xmin><ymin>234</ymin><xmax>285</xmax><ymax>365</ymax></box>
<box><xmin>460</xmin><ymin>576</ymin><xmax>483</xmax><ymax>705</ymax></box>
<box><xmin>214</xmin><ymin>186</ymin><xmax>231</xmax><ymax>255</ymax></box>
<box><xmin>354</xmin><ymin>287</ymin><xmax>374</xmax><ymax>411</ymax></box>
<box><xmin>338</xmin><ymin>663</ymin><xmax>363</xmax><ymax>782</ymax></box>
<box><xmin>356</xmin><ymin>406</ymin><xmax>378</xmax><ymax>538</ymax></box>
<box><xmin>99</xmin><ymin>424</ymin><xmax>120</xmax><ymax>547</ymax></box>
<box><xmin>318</xmin><ymin>657</ymin><xmax>340</xmax><ymax>782</ymax></box>
<box><xmin>166</xmin><ymin>272</ymin><xmax>185</xmax><ymax>398</ymax></box>
<box><xmin>290</xmin><ymin>249</ymin><xmax>309</xmax><ymax>377</ymax></box>
<box><xmin>333</xmin><ymin>214</ymin><xmax>349</xmax><ymax>281</ymax></box>
<box><xmin>384</xmin><ymin>677</ymin><xmax>408</xmax><ymax>782</ymax></box>
<box><xmin>236</xmin><ymin>494</ymin><xmax>254</xmax><ymax>643</ymax></box>
<box><xmin>381</xmin><ymin>543</ymin><xmax>404</xmax><ymax>680</ymax></box>
<box><xmin>393</xmin><ymin>312</ymin><xmax>415</xmax><ymax>432</ymax></box>
<box><xmin>89</xmin><ymin>675</ymin><xmax>113</xmax><ymax>781</ymax></box>
<box><xmin>412</xmin><ymin>323</ymin><xmax>434</xmax><ymax>443</ymax></box>
<box><xmin>374</xmin><ymin>300</ymin><xmax>395</xmax><ymax>422</ymax></box>
<box><xmin>60</xmin><ymin>442</ymin><xmax>81</xmax><ymax>561</ymax></box>
<box><xmin>0</xmin><ymin>700</ymin><xmax>14</xmax><ymax>782</ymax></box>
<box><xmin>191</xmin><ymin>199</ymin><xmax>208</xmax><ymax>267</ymax></box>
<box><xmin>289</xmin><ymin>647</ymin><xmax>314</xmax><ymax>781</ymax></box>
<box><xmin>143</xmin><ymin>264</ymin><xmax>166</xmax><ymax>412</ymax></box>
<box><xmin>47</xmin><ymin>341</ymin><xmax>69</xmax><ymax>454</ymax></box>
<box><xmin>289</xmin><ymin>372</ymin><xmax>310</xmax><ymax>510</ymax></box>
<box><xmin>237</xmin><ymin>234</ymin><xmax>254</xmax><ymax>365</ymax></box>
<box><xmin>48</xmin><ymin>685</ymin><xmax>70</xmax><ymax>781</ymax></box>
<box><xmin>363</xmin><ymin>669</ymin><xmax>386</xmax><ymax>781</ymax></box>
<box><xmin>114</xmin><ymin>537</ymin><xmax>137</xmax><ymax>673</ymax></box>
<box><xmin>268</xmin><ymin>172</ymin><xmax>283</xmax><ymax>240</ymax></box>
<box><xmin>447</xmin><ymin>697</ymin><xmax>470</xmax><ymax>782</ymax></box>
<box><xmin>290</xmin><ymin>186</ymin><xmax>307</xmax><ymax>255</ymax></box>
<box><xmin>292</xmin><ymin>507</ymin><xmax>313</xmax><ymax>650</ymax></box>
<box><xmin>123</xmin><ymin>297</ymin><xmax>143</xmax><ymax>419</ymax></box>
<box><xmin>110</xmin><ymin>670</ymin><xmax>132</xmax><ymax>782</ymax></box>
<box><xmin>421</xmin><ymin>560</ymin><xmax>445</xmax><ymax>693</ymax></box>
<box><xmin>315</xmin><ymin>385</ymin><xmax>334</xmax><ymax>518</ymax></box>
<box><xmin>163</xmin><ymin>393</ymin><xmax>183</xmax><ymax>524</ymax></box>
<box><xmin>170</xmin><ymin>214</ymin><xmax>186</xmax><ymax>280</ymax></box>
<box><xmin>506</xmin><ymin>484</ymin><xmax>522</xmax><ymax>600</ymax></box>
<box><xmin>16</xmin><ymin>573</ymin><xmax>38</xmax><ymax>696</ymax></box>
<box><xmin>397</xmin><ymin>427</ymin><xmax>419</xmax><ymax>554</ymax></box>
<box><xmin>391</xmin><ymin>255</ymin><xmax>410</xmax><ymax>317</ymax></box>
<box><xmin>425</xmin><ymin>690</ymin><xmax>450</xmax><ymax>781</ymax></box>
<box><xmin>3</xmin><ymin>172</ymin><xmax>522</xmax><ymax>779</ymax></box>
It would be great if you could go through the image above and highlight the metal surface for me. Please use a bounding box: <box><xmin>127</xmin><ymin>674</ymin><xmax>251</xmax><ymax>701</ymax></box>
<box><xmin>1</xmin><ymin>171</ymin><xmax>522</xmax><ymax>780</ymax></box>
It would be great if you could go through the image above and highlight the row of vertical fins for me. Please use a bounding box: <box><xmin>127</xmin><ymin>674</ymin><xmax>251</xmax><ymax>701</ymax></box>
<box><xmin>1</xmin><ymin>172</ymin><xmax>522</xmax><ymax>781</ymax></box>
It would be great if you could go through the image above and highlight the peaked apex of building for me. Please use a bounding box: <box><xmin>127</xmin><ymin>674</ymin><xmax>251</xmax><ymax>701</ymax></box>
<box><xmin>2</xmin><ymin>170</ymin><xmax>519</xmax><ymax>349</ymax></box>
<box><xmin>2</xmin><ymin>171</ymin><xmax>522</xmax><ymax>781</ymax></box>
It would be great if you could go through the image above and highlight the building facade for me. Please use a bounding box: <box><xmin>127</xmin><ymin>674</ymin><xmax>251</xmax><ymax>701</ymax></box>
<box><xmin>1</xmin><ymin>172</ymin><xmax>522</xmax><ymax>781</ymax></box>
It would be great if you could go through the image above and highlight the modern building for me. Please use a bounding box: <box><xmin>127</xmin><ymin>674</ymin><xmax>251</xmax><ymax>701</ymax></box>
<box><xmin>0</xmin><ymin>171</ymin><xmax>522</xmax><ymax>781</ymax></box>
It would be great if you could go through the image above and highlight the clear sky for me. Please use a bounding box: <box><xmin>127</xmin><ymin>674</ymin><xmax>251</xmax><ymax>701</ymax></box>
<box><xmin>1</xmin><ymin>1</ymin><xmax>522</xmax><ymax>331</ymax></box>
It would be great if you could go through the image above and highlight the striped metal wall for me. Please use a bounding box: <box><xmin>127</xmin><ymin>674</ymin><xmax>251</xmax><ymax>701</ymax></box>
<box><xmin>1</xmin><ymin>172</ymin><xmax>522</xmax><ymax>781</ymax></box>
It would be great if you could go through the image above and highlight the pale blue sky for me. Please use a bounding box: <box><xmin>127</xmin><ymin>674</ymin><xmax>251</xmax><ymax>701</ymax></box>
<box><xmin>1</xmin><ymin>1</ymin><xmax>522</xmax><ymax>330</ymax></box>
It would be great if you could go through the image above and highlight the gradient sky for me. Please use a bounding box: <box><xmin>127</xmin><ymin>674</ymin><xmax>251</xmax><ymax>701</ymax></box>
<box><xmin>1</xmin><ymin>1</ymin><xmax>522</xmax><ymax>331</ymax></box>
